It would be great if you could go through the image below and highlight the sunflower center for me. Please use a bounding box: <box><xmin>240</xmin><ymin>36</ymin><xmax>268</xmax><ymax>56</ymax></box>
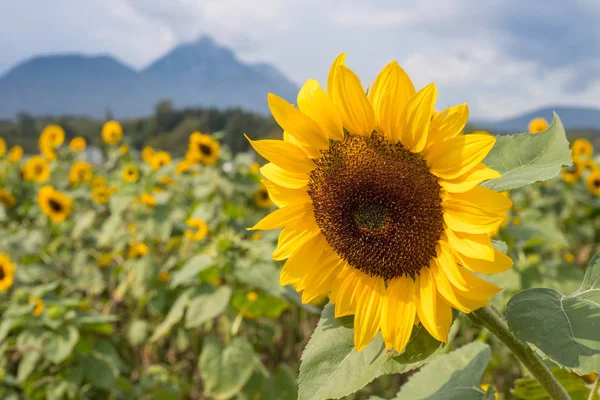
<box><xmin>199</xmin><ymin>144</ymin><xmax>212</xmax><ymax>156</ymax></box>
<box><xmin>594</xmin><ymin>179</ymin><xmax>600</xmax><ymax>188</ymax></box>
<box><xmin>259</xmin><ymin>190</ymin><xmax>269</xmax><ymax>201</ymax></box>
<box><xmin>0</xmin><ymin>266</ymin><xmax>4</xmax><ymax>280</ymax></box>
<box><xmin>48</xmin><ymin>199</ymin><xmax>63</xmax><ymax>213</ymax></box>
<box><xmin>308</xmin><ymin>133</ymin><xmax>444</xmax><ymax>280</ymax></box>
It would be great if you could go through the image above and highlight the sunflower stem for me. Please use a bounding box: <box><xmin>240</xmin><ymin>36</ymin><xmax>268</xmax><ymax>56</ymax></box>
<box><xmin>468</xmin><ymin>306</ymin><xmax>572</xmax><ymax>400</ymax></box>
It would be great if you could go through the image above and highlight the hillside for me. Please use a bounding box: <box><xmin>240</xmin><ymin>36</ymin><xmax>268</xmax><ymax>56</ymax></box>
<box><xmin>473</xmin><ymin>106</ymin><xmax>600</xmax><ymax>132</ymax></box>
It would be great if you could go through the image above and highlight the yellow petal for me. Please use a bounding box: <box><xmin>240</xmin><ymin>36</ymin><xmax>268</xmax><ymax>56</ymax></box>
<box><xmin>381</xmin><ymin>276</ymin><xmax>416</xmax><ymax>352</ymax></box>
<box><xmin>445</xmin><ymin>228</ymin><xmax>495</xmax><ymax>261</ymax></box>
<box><xmin>435</xmin><ymin>295</ymin><xmax>453</xmax><ymax>342</ymax></box>
<box><xmin>454</xmin><ymin>268</ymin><xmax>502</xmax><ymax>300</ymax></box>
<box><xmin>443</xmin><ymin>207</ymin><xmax>503</xmax><ymax>235</ymax></box>
<box><xmin>298</xmin><ymin>79</ymin><xmax>344</xmax><ymax>141</ymax></box>
<box><xmin>367</xmin><ymin>61</ymin><xmax>415</xmax><ymax>141</ymax></box>
<box><xmin>447</xmin><ymin>186</ymin><xmax>513</xmax><ymax>213</ymax></box>
<box><xmin>281</xmin><ymin>235</ymin><xmax>327</xmax><ymax>285</ymax></box>
<box><xmin>272</xmin><ymin>218</ymin><xmax>320</xmax><ymax>260</ymax></box>
<box><xmin>327</xmin><ymin>53</ymin><xmax>346</xmax><ymax>95</ymax></box>
<box><xmin>439</xmin><ymin>163</ymin><xmax>501</xmax><ymax>193</ymax></box>
<box><xmin>414</xmin><ymin>269</ymin><xmax>447</xmax><ymax>343</ymax></box>
<box><xmin>455</xmin><ymin>249</ymin><xmax>514</xmax><ymax>275</ymax></box>
<box><xmin>397</xmin><ymin>83</ymin><xmax>437</xmax><ymax>152</ymax></box>
<box><xmin>283</xmin><ymin>131</ymin><xmax>321</xmax><ymax>158</ymax></box>
<box><xmin>260</xmin><ymin>163</ymin><xmax>309</xmax><ymax>189</ymax></box>
<box><xmin>262</xmin><ymin>180</ymin><xmax>310</xmax><ymax>208</ymax></box>
<box><xmin>248</xmin><ymin>202</ymin><xmax>310</xmax><ymax>230</ymax></box>
<box><xmin>301</xmin><ymin>250</ymin><xmax>343</xmax><ymax>303</ymax></box>
<box><xmin>432</xmin><ymin>258</ymin><xmax>483</xmax><ymax>313</ymax></box>
<box><xmin>330</xmin><ymin>264</ymin><xmax>361</xmax><ymax>318</ymax></box>
<box><xmin>246</xmin><ymin>135</ymin><xmax>315</xmax><ymax>173</ymax></box>
<box><xmin>331</xmin><ymin>65</ymin><xmax>376</xmax><ymax>136</ymax></box>
<box><xmin>426</xmin><ymin>103</ymin><xmax>469</xmax><ymax>149</ymax></box>
<box><xmin>268</xmin><ymin>93</ymin><xmax>329</xmax><ymax>150</ymax></box>
<box><xmin>427</xmin><ymin>134</ymin><xmax>496</xmax><ymax>180</ymax></box>
<box><xmin>436</xmin><ymin>241</ymin><xmax>472</xmax><ymax>291</ymax></box>
<box><xmin>353</xmin><ymin>273</ymin><xmax>385</xmax><ymax>351</ymax></box>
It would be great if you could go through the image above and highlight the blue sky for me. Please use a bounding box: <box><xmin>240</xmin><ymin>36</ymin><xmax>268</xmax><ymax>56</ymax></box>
<box><xmin>1</xmin><ymin>0</ymin><xmax>598</xmax><ymax>120</ymax></box>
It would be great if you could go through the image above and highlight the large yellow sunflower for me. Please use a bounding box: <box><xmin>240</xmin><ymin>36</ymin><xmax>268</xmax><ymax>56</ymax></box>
<box><xmin>102</xmin><ymin>120</ymin><xmax>123</xmax><ymax>144</ymax></box>
<box><xmin>247</xmin><ymin>54</ymin><xmax>513</xmax><ymax>352</ymax></box>
<box><xmin>0</xmin><ymin>253</ymin><xmax>16</xmax><ymax>291</ymax></box>
<box><xmin>38</xmin><ymin>186</ymin><xmax>73</xmax><ymax>223</ymax></box>
<box><xmin>23</xmin><ymin>156</ymin><xmax>51</xmax><ymax>183</ymax></box>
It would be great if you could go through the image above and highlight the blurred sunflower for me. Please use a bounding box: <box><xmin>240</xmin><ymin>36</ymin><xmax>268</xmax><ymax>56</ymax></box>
<box><xmin>0</xmin><ymin>138</ymin><xmax>5</xmax><ymax>157</ymax></box>
<box><xmin>102</xmin><ymin>120</ymin><xmax>123</xmax><ymax>144</ymax></box>
<box><xmin>250</xmin><ymin>162</ymin><xmax>260</xmax><ymax>174</ymax></box>
<box><xmin>28</xmin><ymin>296</ymin><xmax>45</xmax><ymax>316</ymax></box>
<box><xmin>122</xmin><ymin>165</ymin><xmax>140</xmax><ymax>182</ymax></box>
<box><xmin>92</xmin><ymin>186</ymin><xmax>116</xmax><ymax>204</ymax></box>
<box><xmin>140</xmin><ymin>192</ymin><xmax>157</xmax><ymax>208</ymax></box>
<box><xmin>0</xmin><ymin>189</ymin><xmax>16</xmax><ymax>208</ymax></box>
<box><xmin>0</xmin><ymin>253</ymin><xmax>16</xmax><ymax>291</ymax></box>
<box><xmin>253</xmin><ymin>184</ymin><xmax>273</xmax><ymax>209</ymax></box>
<box><xmin>561</xmin><ymin>167</ymin><xmax>579</xmax><ymax>183</ymax></box>
<box><xmin>141</xmin><ymin>146</ymin><xmax>155</xmax><ymax>164</ymax></box>
<box><xmin>69</xmin><ymin>137</ymin><xmax>87</xmax><ymax>152</ymax></box>
<box><xmin>248</xmin><ymin>54</ymin><xmax>512</xmax><ymax>352</ymax></box>
<box><xmin>7</xmin><ymin>145</ymin><xmax>23</xmax><ymax>163</ymax></box>
<box><xmin>188</xmin><ymin>132</ymin><xmax>220</xmax><ymax>166</ymax></box>
<box><xmin>158</xmin><ymin>271</ymin><xmax>171</xmax><ymax>283</ymax></box>
<box><xmin>22</xmin><ymin>156</ymin><xmax>51</xmax><ymax>183</ymax></box>
<box><xmin>527</xmin><ymin>117</ymin><xmax>548</xmax><ymax>134</ymax></box>
<box><xmin>480</xmin><ymin>384</ymin><xmax>499</xmax><ymax>399</ymax></box>
<box><xmin>151</xmin><ymin>151</ymin><xmax>172</xmax><ymax>170</ymax></box>
<box><xmin>69</xmin><ymin>161</ymin><xmax>94</xmax><ymax>185</ymax></box>
<box><xmin>583</xmin><ymin>159</ymin><xmax>599</xmax><ymax>172</ymax></box>
<box><xmin>572</xmin><ymin>138</ymin><xmax>593</xmax><ymax>158</ymax></box>
<box><xmin>127</xmin><ymin>241</ymin><xmax>149</xmax><ymax>259</ymax></box>
<box><xmin>564</xmin><ymin>252</ymin><xmax>575</xmax><ymax>263</ymax></box>
<box><xmin>38</xmin><ymin>185</ymin><xmax>73</xmax><ymax>223</ymax></box>
<box><xmin>175</xmin><ymin>160</ymin><xmax>193</xmax><ymax>175</ymax></box>
<box><xmin>586</xmin><ymin>171</ymin><xmax>600</xmax><ymax>195</ymax></box>
<box><xmin>97</xmin><ymin>253</ymin><xmax>113</xmax><ymax>268</ymax></box>
<box><xmin>40</xmin><ymin>125</ymin><xmax>65</xmax><ymax>149</ymax></box>
<box><xmin>119</xmin><ymin>143</ymin><xmax>129</xmax><ymax>155</ymax></box>
<box><xmin>184</xmin><ymin>218</ymin><xmax>208</xmax><ymax>241</ymax></box>
<box><xmin>92</xmin><ymin>176</ymin><xmax>108</xmax><ymax>190</ymax></box>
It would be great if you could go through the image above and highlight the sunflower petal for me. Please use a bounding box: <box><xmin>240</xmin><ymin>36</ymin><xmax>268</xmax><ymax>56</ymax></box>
<box><xmin>414</xmin><ymin>269</ymin><xmax>448</xmax><ymax>343</ymax></box>
<box><xmin>447</xmin><ymin>186</ymin><xmax>513</xmax><ymax>212</ymax></box>
<box><xmin>397</xmin><ymin>83</ymin><xmax>437</xmax><ymax>152</ymax></box>
<box><xmin>260</xmin><ymin>163</ymin><xmax>309</xmax><ymax>189</ymax></box>
<box><xmin>353</xmin><ymin>273</ymin><xmax>385</xmax><ymax>351</ymax></box>
<box><xmin>262</xmin><ymin>180</ymin><xmax>310</xmax><ymax>208</ymax></box>
<box><xmin>301</xmin><ymin>250</ymin><xmax>343</xmax><ymax>303</ymax></box>
<box><xmin>368</xmin><ymin>61</ymin><xmax>416</xmax><ymax>141</ymax></box>
<box><xmin>439</xmin><ymin>163</ymin><xmax>501</xmax><ymax>193</ymax></box>
<box><xmin>248</xmin><ymin>202</ymin><xmax>309</xmax><ymax>230</ymax></box>
<box><xmin>436</xmin><ymin>241</ymin><xmax>472</xmax><ymax>291</ymax></box>
<box><xmin>454</xmin><ymin>268</ymin><xmax>502</xmax><ymax>300</ymax></box>
<box><xmin>381</xmin><ymin>276</ymin><xmax>416</xmax><ymax>351</ymax></box>
<box><xmin>456</xmin><ymin>249</ymin><xmax>514</xmax><ymax>274</ymax></box>
<box><xmin>272</xmin><ymin>218</ymin><xmax>320</xmax><ymax>260</ymax></box>
<box><xmin>268</xmin><ymin>93</ymin><xmax>329</xmax><ymax>150</ymax></box>
<box><xmin>298</xmin><ymin>79</ymin><xmax>344</xmax><ymax>141</ymax></box>
<box><xmin>331</xmin><ymin>65</ymin><xmax>376</xmax><ymax>136</ymax></box>
<box><xmin>445</xmin><ymin>228</ymin><xmax>495</xmax><ymax>261</ymax></box>
<box><xmin>427</xmin><ymin>134</ymin><xmax>496</xmax><ymax>179</ymax></box>
<box><xmin>330</xmin><ymin>264</ymin><xmax>361</xmax><ymax>317</ymax></box>
<box><xmin>432</xmin><ymin>258</ymin><xmax>483</xmax><ymax>313</ymax></box>
<box><xmin>426</xmin><ymin>103</ymin><xmax>469</xmax><ymax>149</ymax></box>
<box><xmin>443</xmin><ymin>208</ymin><xmax>503</xmax><ymax>235</ymax></box>
<box><xmin>281</xmin><ymin>235</ymin><xmax>327</xmax><ymax>285</ymax></box>
<box><xmin>246</xmin><ymin>135</ymin><xmax>315</xmax><ymax>173</ymax></box>
<box><xmin>327</xmin><ymin>53</ymin><xmax>346</xmax><ymax>95</ymax></box>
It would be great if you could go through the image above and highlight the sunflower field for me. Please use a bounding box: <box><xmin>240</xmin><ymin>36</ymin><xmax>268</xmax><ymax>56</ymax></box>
<box><xmin>0</xmin><ymin>56</ymin><xmax>599</xmax><ymax>400</ymax></box>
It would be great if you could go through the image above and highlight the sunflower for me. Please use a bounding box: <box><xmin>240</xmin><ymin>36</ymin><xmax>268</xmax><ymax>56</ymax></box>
<box><xmin>157</xmin><ymin>176</ymin><xmax>176</xmax><ymax>186</ymax></box>
<box><xmin>119</xmin><ymin>143</ymin><xmax>129</xmax><ymax>155</ymax></box>
<box><xmin>97</xmin><ymin>253</ymin><xmax>113</xmax><ymax>268</ymax></box>
<box><xmin>175</xmin><ymin>160</ymin><xmax>193</xmax><ymax>175</ymax></box>
<box><xmin>0</xmin><ymin>138</ymin><xmax>5</xmax><ymax>157</ymax></box>
<box><xmin>127</xmin><ymin>241</ymin><xmax>149</xmax><ymax>259</ymax></box>
<box><xmin>69</xmin><ymin>161</ymin><xmax>93</xmax><ymax>185</ymax></box>
<box><xmin>122</xmin><ymin>165</ymin><xmax>140</xmax><ymax>182</ymax></box>
<box><xmin>102</xmin><ymin>120</ymin><xmax>123</xmax><ymax>144</ymax></box>
<box><xmin>572</xmin><ymin>138</ymin><xmax>593</xmax><ymax>158</ymax></box>
<box><xmin>564</xmin><ymin>252</ymin><xmax>575</xmax><ymax>263</ymax></box>
<box><xmin>583</xmin><ymin>159</ymin><xmax>599</xmax><ymax>172</ymax></box>
<box><xmin>188</xmin><ymin>132</ymin><xmax>220</xmax><ymax>166</ymax></box>
<box><xmin>38</xmin><ymin>186</ymin><xmax>73</xmax><ymax>223</ymax></box>
<box><xmin>92</xmin><ymin>176</ymin><xmax>107</xmax><ymax>190</ymax></box>
<box><xmin>0</xmin><ymin>189</ymin><xmax>16</xmax><ymax>208</ymax></box>
<box><xmin>586</xmin><ymin>171</ymin><xmax>600</xmax><ymax>196</ymax></box>
<box><xmin>151</xmin><ymin>151</ymin><xmax>172</xmax><ymax>171</ymax></box>
<box><xmin>184</xmin><ymin>218</ymin><xmax>208</xmax><ymax>241</ymax></box>
<box><xmin>158</xmin><ymin>271</ymin><xmax>171</xmax><ymax>283</ymax></box>
<box><xmin>69</xmin><ymin>137</ymin><xmax>87</xmax><ymax>152</ymax></box>
<box><xmin>28</xmin><ymin>296</ymin><xmax>45</xmax><ymax>316</ymax></box>
<box><xmin>247</xmin><ymin>54</ymin><xmax>513</xmax><ymax>352</ymax></box>
<box><xmin>250</xmin><ymin>162</ymin><xmax>260</xmax><ymax>174</ymax></box>
<box><xmin>40</xmin><ymin>125</ymin><xmax>65</xmax><ymax>149</ymax></box>
<box><xmin>254</xmin><ymin>184</ymin><xmax>273</xmax><ymax>209</ymax></box>
<box><xmin>140</xmin><ymin>193</ymin><xmax>157</xmax><ymax>208</ymax></box>
<box><xmin>40</xmin><ymin>143</ymin><xmax>57</xmax><ymax>161</ymax></box>
<box><xmin>23</xmin><ymin>156</ymin><xmax>51</xmax><ymax>183</ymax></box>
<box><xmin>480</xmin><ymin>384</ymin><xmax>499</xmax><ymax>399</ymax></box>
<box><xmin>142</xmin><ymin>146</ymin><xmax>155</xmax><ymax>164</ymax></box>
<box><xmin>92</xmin><ymin>186</ymin><xmax>115</xmax><ymax>204</ymax></box>
<box><xmin>527</xmin><ymin>117</ymin><xmax>548</xmax><ymax>134</ymax></box>
<box><xmin>0</xmin><ymin>253</ymin><xmax>16</xmax><ymax>291</ymax></box>
<box><xmin>7</xmin><ymin>145</ymin><xmax>23</xmax><ymax>163</ymax></box>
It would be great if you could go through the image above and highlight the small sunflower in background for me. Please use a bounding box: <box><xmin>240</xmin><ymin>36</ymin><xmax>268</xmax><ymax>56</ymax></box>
<box><xmin>250</xmin><ymin>162</ymin><xmax>260</xmax><ymax>174</ymax></box>
<box><xmin>140</xmin><ymin>192</ymin><xmax>157</xmax><ymax>208</ymax></box>
<box><xmin>158</xmin><ymin>271</ymin><xmax>171</xmax><ymax>283</ymax></box>
<box><xmin>184</xmin><ymin>218</ymin><xmax>208</xmax><ymax>241</ymax></box>
<box><xmin>248</xmin><ymin>54</ymin><xmax>512</xmax><ymax>352</ymax></box>
<box><xmin>40</xmin><ymin>125</ymin><xmax>65</xmax><ymax>149</ymax></box>
<box><xmin>0</xmin><ymin>138</ymin><xmax>5</xmax><ymax>157</ymax></box>
<box><xmin>102</xmin><ymin>120</ymin><xmax>123</xmax><ymax>144</ymax></box>
<box><xmin>127</xmin><ymin>241</ymin><xmax>149</xmax><ymax>259</ymax></box>
<box><xmin>69</xmin><ymin>137</ymin><xmax>87</xmax><ymax>152</ymax></box>
<box><xmin>0</xmin><ymin>253</ymin><xmax>16</xmax><ymax>291</ymax></box>
<box><xmin>7</xmin><ymin>145</ymin><xmax>23</xmax><ymax>163</ymax></box>
<box><xmin>564</xmin><ymin>252</ymin><xmax>576</xmax><ymax>263</ymax></box>
<box><xmin>151</xmin><ymin>151</ymin><xmax>172</xmax><ymax>171</ymax></box>
<box><xmin>0</xmin><ymin>189</ymin><xmax>16</xmax><ymax>208</ymax></box>
<box><xmin>527</xmin><ymin>117</ymin><xmax>549</xmax><ymax>134</ymax></box>
<box><xmin>572</xmin><ymin>138</ymin><xmax>593</xmax><ymax>158</ymax></box>
<box><xmin>97</xmin><ymin>253</ymin><xmax>113</xmax><ymax>268</ymax></box>
<box><xmin>122</xmin><ymin>165</ymin><xmax>140</xmax><ymax>183</ymax></box>
<box><xmin>92</xmin><ymin>186</ymin><xmax>116</xmax><ymax>204</ymax></box>
<box><xmin>69</xmin><ymin>161</ymin><xmax>94</xmax><ymax>186</ymax></box>
<box><xmin>188</xmin><ymin>132</ymin><xmax>220</xmax><ymax>166</ymax></box>
<box><xmin>119</xmin><ymin>143</ymin><xmax>129</xmax><ymax>155</ymax></box>
<box><xmin>253</xmin><ymin>183</ymin><xmax>272</xmax><ymax>209</ymax></box>
<box><xmin>92</xmin><ymin>176</ymin><xmax>108</xmax><ymax>190</ymax></box>
<box><xmin>38</xmin><ymin>185</ymin><xmax>73</xmax><ymax>223</ymax></box>
<box><xmin>561</xmin><ymin>166</ymin><xmax>580</xmax><ymax>183</ymax></box>
<box><xmin>141</xmin><ymin>146</ymin><xmax>155</xmax><ymax>164</ymax></box>
<box><xmin>175</xmin><ymin>160</ymin><xmax>193</xmax><ymax>175</ymax></box>
<box><xmin>157</xmin><ymin>176</ymin><xmax>176</xmax><ymax>186</ymax></box>
<box><xmin>586</xmin><ymin>171</ymin><xmax>600</xmax><ymax>195</ymax></box>
<box><xmin>583</xmin><ymin>159</ymin><xmax>599</xmax><ymax>172</ymax></box>
<box><xmin>22</xmin><ymin>156</ymin><xmax>51</xmax><ymax>183</ymax></box>
<box><xmin>28</xmin><ymin>296</ymin><xmax>45</xmax><ymax>316</ymax></box>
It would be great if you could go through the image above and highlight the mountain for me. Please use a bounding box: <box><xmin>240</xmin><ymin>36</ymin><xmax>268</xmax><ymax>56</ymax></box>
<box><xmin>0</xmin><ymin>36</ymin><xmax>298</xmax><ymax>119</ymax></box>
<box><xmin>473</xmin><ymin>106</ymin><xmax>600</xmax><ymax>132</ymax></box>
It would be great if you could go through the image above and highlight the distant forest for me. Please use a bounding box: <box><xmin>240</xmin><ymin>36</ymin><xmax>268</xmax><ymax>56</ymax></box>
<box><xmin>1</xmin><ymin>100</ymin><xmax>599</xmax><ymax>155</ymax></box>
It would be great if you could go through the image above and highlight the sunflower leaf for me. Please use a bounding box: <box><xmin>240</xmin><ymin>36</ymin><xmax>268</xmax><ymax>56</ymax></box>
<box><xmin>393</xmin><ymin>342</ymin><xmax>491</xmax><ymax>400</ymax></box>
<box><xmin>513</xmin><ymin>368</ymin><xmax>590</xmax><ymax>400</ymax></box>
<box><xmin>481</xmin><ymin>113</ymin><xmax>571</xmax><ymax>191</ymax></box>
<box><xmin>298</xmin><ymin>303</ymin><xmax>445</xmax><ymax>400</ymax></box>
<box><xmin>505</xmin><ymin>250</ymin><xmax>600</xmax><ymax>374</ymax></box>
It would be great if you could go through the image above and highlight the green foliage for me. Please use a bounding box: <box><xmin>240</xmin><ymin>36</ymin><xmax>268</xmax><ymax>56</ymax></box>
<box><xmin>513</xmin><ymin>369</ymin><xmax>590</xmax><ymax>400</ymax></box>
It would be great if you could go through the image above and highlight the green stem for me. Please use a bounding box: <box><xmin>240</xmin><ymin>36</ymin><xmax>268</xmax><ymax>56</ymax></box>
<box><xmin>588</xmin><ymin>374</ymin><xmax>600</xmax><ymax>400</ymax></box>
<box><xmin>467</xmin><ymin>306</ymin><xmax>571</xmax><ymax>400</ymax></box>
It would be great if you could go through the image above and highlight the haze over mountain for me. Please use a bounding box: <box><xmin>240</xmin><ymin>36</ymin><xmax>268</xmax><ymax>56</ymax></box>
<box><xmin>0</xmin><ymin>36</ymin><xmax>298</xmax><ymax>119</ymax></box>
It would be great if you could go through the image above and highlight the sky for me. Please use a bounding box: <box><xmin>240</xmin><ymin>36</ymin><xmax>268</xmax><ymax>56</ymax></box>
<box><xmin>0</xmin><ymin>0</ymin><xmax>599</xmax><ymax>120</ymax></box>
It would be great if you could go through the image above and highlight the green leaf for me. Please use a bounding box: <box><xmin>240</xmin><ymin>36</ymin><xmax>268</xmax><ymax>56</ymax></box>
<box><xmin>199</xmin><ymin>335</ymin><xmax>256</xmax><ymax>399</ymax></box>
<box><xmin>150</xmin><ymin>289</ymin><xmax>193</xmax><ymax>342</ymax></box>
<box><xmin>506</xmin><ymin>250</ymin><xmax>600</xmax><ymax>374</ymax></box>
<box><xmin>81</xmin><ymin>353</ymin><xmax>118</xmax><ymax>391</ymax></box>
<box><xmin>17</xmin><ymin>351</ymin><xmax>41</xmax><ymax>383</ymax></box>
<box><xmin>394</xmin><ymin>342</ymin><xmax>490</xmax><ymax>400</ymax></box>
<box><xmin>184</xmin><ymin>286</ymin><xmax>232</xmax><ymax>328</ymax></box>
<box><xmin>170</xmin><ymin>254</ymin><xmax>214</xmax><ymax>288</ymax></box>
<box><xmin>513</xmin><ymin>368</ymin><xmax>589</xmax><ymax>400</ymax></box>
<box><xmin>127</xmin><ymin>320</ymin><xmax>149</xmax><ymax>346</ymax></box>
<box><xmin>482</xmin><ymin>113</ymin><xmax>571</xmax><ymax>191</ymax></box>
<box><xmin>298</xmin><ymin>303</ymin><xmax>445</xmax><ymax>400</ymax></box>
<box><xmin>43</xmin><ymin>325</ymin><xmax>80</xmax><ymax>364</ymax></box>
